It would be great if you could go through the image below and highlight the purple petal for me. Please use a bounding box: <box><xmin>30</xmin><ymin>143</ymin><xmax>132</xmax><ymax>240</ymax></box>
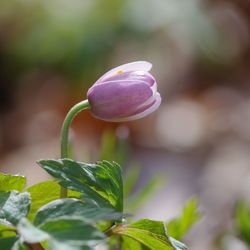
<box><xmin>110</xmin><ymin>92</ymin><xmax>161</xmax><ymax>122</ymax></box>
<box><xmin>96</xmin><ymin>61</ymin><xmax>152</xmax><ymax>83</ymax></box>
<box><xmin>87</xmin><ymin>80</ymin><xmax>153</xmax><ymax>120</ymax></box>
<box><xmin>97</xmin><ymin>71</ymin><xmax>155</xmax><ymax>86</ymax></box>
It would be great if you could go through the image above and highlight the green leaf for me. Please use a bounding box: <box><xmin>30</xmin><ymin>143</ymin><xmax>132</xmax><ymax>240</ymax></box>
<box><xmin>121</xmin><ymin>236</ymin><xmax>149</xmax><ymax>250</ymax></box>
<box><xmin>0</xmin><ymin>236</ymin><xmax>20</xmax><ymax>250</ymax></box>
<box><xmin>27</xmin><ymin>181</ymin><xmax>60</xmax><ymax>221</ymax></box>
<box><xmin>27</xmin><ymin>180</ymin><xmax>80</xmax><ymax>221</ymax></box>
<box><xmin>40</xmin><ymin>219</ymin><xmax>105</xmax><ymax>247</ymax></box>
<box><xmin>117</xmin><ymin>219</ymin><xmax>187</xmax><ymax>250</ymax></box>
<box><xmin>0</xmin><ymin>191</ymin><xmax>30</xmax><ymax>225</ymax></box>
<box><xmin>0</xmin><ymin>236</ymin><xmax>17</xmax><ymax>249</ymax></box>
<box><xmin>17</xmin><ymin>218</ymin><xmax>49</xmax><ymax>243</ymax></box>
<box><xmin>126</xmin><ymin>175</ymin><xmax>164</xmax><ymax>212</ymax></box>
<box><xmin>34</xmin><ymin>198</ymin><xmax>124</xmax><ymax>226</ymax></box>
<box><xmin>0</xmin><ymin>222</ymin><xmax>16</xmax><ymax>238</ymax></box>
<box><xmin>18</xmin><ymin>218</ymin><xmax>105</xmax><ymax>250</ymax></box>
<box><xmin>167</xmin><ymin>198</ymin><xmax>200</xmax><ymax>240</ymax></box>
<box><xmin>38</xmin><ymin>159</ymin><xmax>123</xmax><ymax>212</ymax></box>
<box><xmin>236</xmin><ymin>201</ymin><xmax>250</xmax><ymax>246</ymax></box>
<box><xmin>0</xmin><ymin>173</ymin><xmax>26</xmax><ymax>192</ymax></box>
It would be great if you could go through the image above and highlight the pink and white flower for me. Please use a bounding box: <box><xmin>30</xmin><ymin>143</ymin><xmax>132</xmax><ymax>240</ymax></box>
<box><xmin>87</xmin><ymin>61</ymin><xmax>161</xmax><ymax>122</ymax></box>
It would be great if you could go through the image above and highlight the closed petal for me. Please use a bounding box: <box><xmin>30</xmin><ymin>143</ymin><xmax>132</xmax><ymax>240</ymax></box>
<box><xmin>97</xmin><ymin>71</ymin><xmax>156</xmax><ymax>86</ymax></box>
<box><xmin>87</xmin><ymin>80</ymin><xmax>153</xmax><ymax>120</ymax></box>
<box><xmin>96</xmin><ymin>61</ymin><xmax>152</xmax><ymax>83</ymax></box>
<box><xmin>102</xmin><ymin>92</ymin><xmax>161</xmax><ymax>122</ymax></box>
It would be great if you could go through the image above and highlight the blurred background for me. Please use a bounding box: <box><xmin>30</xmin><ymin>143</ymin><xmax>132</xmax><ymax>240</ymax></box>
<box><xmin>1</xmin><ymin>0</ymin><xmax>250</xmax><ymax>249</ymax></box>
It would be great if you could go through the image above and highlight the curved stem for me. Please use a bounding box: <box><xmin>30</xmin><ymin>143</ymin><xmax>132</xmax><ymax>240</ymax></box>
<box><xmin>60</xmin><ymin>99</ymin><xmax>90</xmax><ymax>198</ymax></box>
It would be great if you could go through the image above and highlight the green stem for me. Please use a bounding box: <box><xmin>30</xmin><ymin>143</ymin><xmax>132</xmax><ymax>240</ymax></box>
<box><xmin>60</xmin><ymin>99</ymin><xmax>90</xmax><ymax>198</ymax></box>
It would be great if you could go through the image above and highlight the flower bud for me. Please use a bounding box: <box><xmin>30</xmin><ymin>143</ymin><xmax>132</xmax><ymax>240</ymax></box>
<box><xmin>87</xmin><ymin>61</ymin><xmax>161</xmax><ymax>122</ymax></box>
